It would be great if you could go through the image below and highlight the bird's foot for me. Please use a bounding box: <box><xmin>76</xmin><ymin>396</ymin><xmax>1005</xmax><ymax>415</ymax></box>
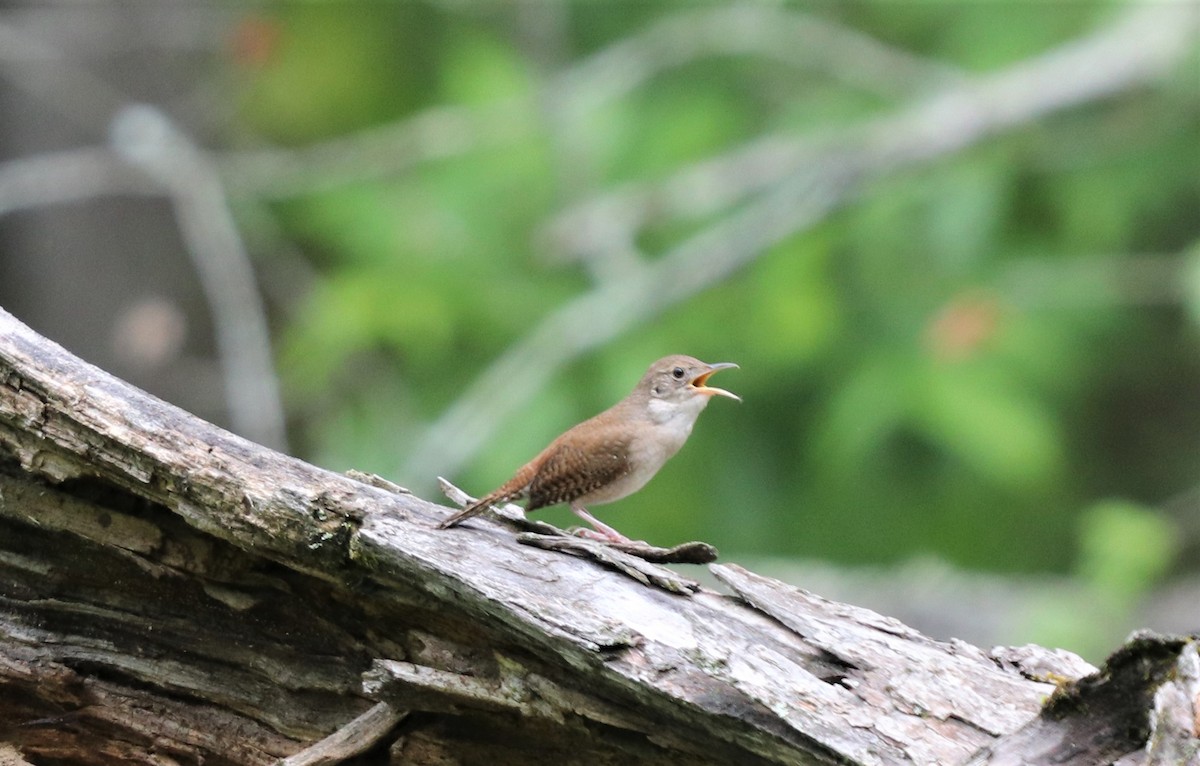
<box><xmin>566</xmin><ymin>525</ymin><xmax>640</xmax><ymax>545</ymax></box>
<box><xmin>570</xmin><ymin>507</ymin><xmax>644</xmax><ymax>544</ymax></box>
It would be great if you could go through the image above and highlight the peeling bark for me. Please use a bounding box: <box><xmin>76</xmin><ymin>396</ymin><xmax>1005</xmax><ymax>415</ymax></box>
<box><xmin>0</xmin><ymin>307</ymin><xmax>1196</xmax><ymax>765</ymax></box>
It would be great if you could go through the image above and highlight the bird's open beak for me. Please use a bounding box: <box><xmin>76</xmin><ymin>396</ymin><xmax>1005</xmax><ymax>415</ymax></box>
<box><xmin>691</xmin><ymin>362</ymin><xmax>741</xmax><ymax>402</ymax></box>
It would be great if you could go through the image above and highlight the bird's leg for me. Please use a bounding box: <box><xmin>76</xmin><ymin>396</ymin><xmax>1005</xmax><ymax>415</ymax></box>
<box><xmin>569</xmin><ymin>503</ymin><xmax>632</xmax><ymax>544</ymax></box>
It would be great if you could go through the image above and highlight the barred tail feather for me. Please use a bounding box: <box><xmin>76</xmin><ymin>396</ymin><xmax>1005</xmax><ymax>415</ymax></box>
<box><xmin>438</xmin><ymin>492</ymin><xmax>506</xmax><ymax>529</ymax></box>
<box><xmin>440</xmin><ymin>466</ymin><xmax>533</xmax><ymax>530</ymax></box>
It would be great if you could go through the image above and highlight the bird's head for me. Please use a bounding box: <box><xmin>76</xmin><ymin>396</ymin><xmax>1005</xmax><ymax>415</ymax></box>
<box><xmin>639</xmin><ymin>355</ymin><xmax>741</xmax><ymax>411</ymax></box>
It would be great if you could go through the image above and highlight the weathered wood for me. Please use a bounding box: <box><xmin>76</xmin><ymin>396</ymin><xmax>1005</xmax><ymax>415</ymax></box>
<box><xmin>969</xmin><ymin>635</ymin><xmax>1200</xmax><ymax>766</ymax></box>
<box><xmin>0</xmin><ymin>307</ymin><xmax>1196</xmax><ymax>765</ymax></box>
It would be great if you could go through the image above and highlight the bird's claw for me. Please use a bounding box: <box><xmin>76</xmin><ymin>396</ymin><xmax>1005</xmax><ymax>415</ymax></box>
<box><xmin>566</xmin><ymin>525</ymin><xmax>645</xmax><ymax>545</ymax></box>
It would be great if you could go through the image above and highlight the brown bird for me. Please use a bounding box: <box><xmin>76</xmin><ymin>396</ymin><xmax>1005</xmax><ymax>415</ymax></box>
<box><xmin>438</xmin><ymin>355</ymin><xmax>739</xmax><ymax>542</ymax></box>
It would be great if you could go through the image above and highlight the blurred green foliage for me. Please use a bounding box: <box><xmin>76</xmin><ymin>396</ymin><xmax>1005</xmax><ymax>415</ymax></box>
<box><xmin>230</xmin><ymin>3</ymin><xmax>1200</xmax><ymax>578</ymax></box>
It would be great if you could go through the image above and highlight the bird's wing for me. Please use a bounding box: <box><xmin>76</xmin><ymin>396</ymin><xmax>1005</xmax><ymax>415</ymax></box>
<box><xmin>526</xmin><ymin>424</ymin><xmax>633</xmax><ymax>511</ymax></box>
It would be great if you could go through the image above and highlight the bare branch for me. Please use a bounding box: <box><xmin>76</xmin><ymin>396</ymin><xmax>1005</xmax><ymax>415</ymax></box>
<box><xmin>217</xmin><ymin>102</ymin><xmax>524</xmax><ymax>200</ymax></box>
<box><xmin>553</xmin><ymin>3</ymin><xmax>963</xmax><ymax>118</ymax></box>
<box><xmin>110</xmin><ymin>105</ymin><xmax>288</xmax><ymax>451</ymax></box>
<box><xmin>0</xmin><ymin>147</ymin><xmax>156</xmax><ymax>216</ymax></box>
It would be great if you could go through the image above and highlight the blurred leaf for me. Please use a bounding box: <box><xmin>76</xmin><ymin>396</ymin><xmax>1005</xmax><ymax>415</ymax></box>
<box><xmin>1077</xmin><ymin>500</ymin><xmax>1179</xmax><ymax>601</ymax></box>
<box><xmin>925</xmin><ymin>154</ymin><xmax>1011</xmax><ymax>274</ymax></box>
<box><xmin>281</xmin><ymin>268</ymin><xmax>453</xmax><ymax>394</ymax></box>
<box><xmin>914</xmin><ymin>361</ymin><xmax>1064</xmax><ymax>491</ymax></box>
<box><xmin>617</xmin><ymin>78</ymin><xmax>748</xmax><ymax>178</ymax></box>
<box><xmin>942</xmin><ymin>4</ymin><xmax>1100</xmax><ymax>69</ymax></box>
<box><xmin>237</xmin><ymin>7</ymin><xmax>433</xmax><ymax>141</ymax></box>
<box><xmin>809</xmin><ymin>353</ymin><xmax>913</xmax><ymax>475</ymax></box>
<box><xmin>1181</xmin><ymin>242</ymin><xmax>1200</xmax><ymax>327</ymax></box>
<box><xmin>440</xmin><ymin>27</ymin><xmax>533</xmax><ymax>106</ymax></box>
<box><xmin>281</xmin><ymin>185</ymin><xmax>409</xmax><ymax>266</ymax></box>
<box><xmin>746</xmin><ymin>234</ymin><xmax>839</xmax><ymax>364</ymax></box>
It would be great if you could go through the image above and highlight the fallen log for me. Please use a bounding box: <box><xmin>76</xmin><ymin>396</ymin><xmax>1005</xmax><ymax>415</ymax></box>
<box><xmin>0</xmin><ymin>307</ymin><xmax>1194</xmax><ymax>765</ymax></box>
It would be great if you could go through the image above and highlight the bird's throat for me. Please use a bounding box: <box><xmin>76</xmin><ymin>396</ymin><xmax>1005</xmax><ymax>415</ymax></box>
<box><xmin>646</xmin><ymin>393</ymin><xmax>709</xmax><ymax>428</ymax></box>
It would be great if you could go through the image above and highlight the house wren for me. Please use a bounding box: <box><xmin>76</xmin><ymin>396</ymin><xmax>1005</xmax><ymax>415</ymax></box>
<box><xmin>438</xmin><ymin>355</ymin><xmax>739</xmax><ymax>542</ymax></box>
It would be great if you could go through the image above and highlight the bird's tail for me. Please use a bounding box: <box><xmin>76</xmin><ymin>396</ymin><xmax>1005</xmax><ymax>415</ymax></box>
<box><xmin>438</xmin><ymin>491</ymin><xmax>510</xmax><ymax>529</ymax></box>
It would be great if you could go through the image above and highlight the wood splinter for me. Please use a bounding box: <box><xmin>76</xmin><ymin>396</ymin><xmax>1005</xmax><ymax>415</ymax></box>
<box><xmin>279</xmin><ymin>702</ymin><xmax>407</xmax><ymax>766</ymax></box>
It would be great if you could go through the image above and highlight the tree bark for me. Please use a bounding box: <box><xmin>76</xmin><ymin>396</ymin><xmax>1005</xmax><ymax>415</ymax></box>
<box><xmin>0</xmin><ymin>306</ymin><xmax>1195</xmax><ymax>765</ymax></box>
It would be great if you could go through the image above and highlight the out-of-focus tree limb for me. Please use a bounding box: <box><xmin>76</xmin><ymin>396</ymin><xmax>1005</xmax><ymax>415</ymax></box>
<box><xmin>0</xmin><ymin>147</ymin><xmax>156</xmax><ymax>215</ymax></box>
<box><xmin>110</xmin><ymin>105</ymin><xmax>287</xmax><ymax>451</ymax></box>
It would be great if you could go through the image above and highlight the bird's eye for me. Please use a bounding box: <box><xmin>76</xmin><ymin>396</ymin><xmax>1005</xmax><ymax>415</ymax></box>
<box><xmin>672</xmin><ymin>367</ymin><xmax>685</xmax><ymax>379</ymax></box>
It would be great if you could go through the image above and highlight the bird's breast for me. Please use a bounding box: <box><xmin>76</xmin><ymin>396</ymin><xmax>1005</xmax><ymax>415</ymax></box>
<box><xmin>574</xmin><ymin>420</ymin><xmax>690</xmax><ymax>506</ymax></box>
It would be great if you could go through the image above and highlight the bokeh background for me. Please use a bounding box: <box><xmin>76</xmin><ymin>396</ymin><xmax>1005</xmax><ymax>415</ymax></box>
<box><xmin>1</xmin><ymin>2</ymin><xmax>1198</xmax><ymax>662</ymax></box>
